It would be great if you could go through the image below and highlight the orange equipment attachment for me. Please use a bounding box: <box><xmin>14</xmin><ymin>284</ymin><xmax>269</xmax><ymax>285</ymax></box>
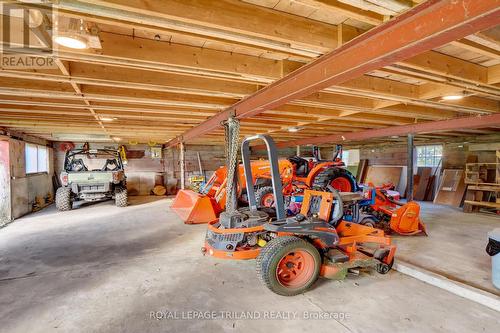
<box><xmin>369</xmin><ymin>185</ymin><xmax>427</xmax><ymax>236</ymax></box>
<box><xmin>171</xmin><ymin>190</ymin><xmax>222</xmax><ymax>224</ymax></box>
<box><xmin>171</xmin><ymin>160</ymin><xmax>293</xmax><ymax>224</ymax></box>
<box><xmin>389</xmin><ymin>202</ymin><xmax>427</xmax><ymax>236</ymax></box>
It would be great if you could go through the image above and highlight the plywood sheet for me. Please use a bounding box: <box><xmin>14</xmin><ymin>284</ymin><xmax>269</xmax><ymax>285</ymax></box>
<box><xmin>414</xmin><ymin>167</ymin><xmax>432</xmax><ymax>200</ymax></box>
<box><xmin>365</xmin><ymin>166</ymin><xmax>403</xmax><ymax>187</ymax></box>
<box><xmin>434</xmin><ymin>169</ymin><xmax>466</xmax><ymax>207</ymax></box>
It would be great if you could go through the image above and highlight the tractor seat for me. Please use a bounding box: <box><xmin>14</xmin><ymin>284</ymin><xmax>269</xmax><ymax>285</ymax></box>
<box><xmin>288</xmin><ymin>156</ymin><xmax>310</xmax><ymax>177</ymax></box>
<box><xmin>70</xmin><ymin>159</ymin><xmax>88</xmax><ymax>172</ymax></box>
<box><xmin>102</xmin><ymin>159</ymin><xmax>119</xmax><ymax>171</ymax></box>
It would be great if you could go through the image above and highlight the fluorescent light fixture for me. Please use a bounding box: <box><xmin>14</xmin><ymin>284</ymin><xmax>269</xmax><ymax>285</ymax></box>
<box><xmin>52</xmin><ymin>133</ymin><xmax>111</xmax><ymax>141</ymax></box>
<box><xmin>441</xmin><ymin>95</ymin><xmax>463</xmax><ymax>101</ymax></box>
<box><xmin>100</xmin><ymin>117</ymin><xmax>117</xmax><ymax>122</ymax></box>
<box><xmin>287</xmin><ymin>127</ymin><xmax>302</xmax><ymax>132</ymax></box>
<box><xmin>54</xmin><ymin>35</ymin><xmax>88</xmax><ymax>49</ymax></box>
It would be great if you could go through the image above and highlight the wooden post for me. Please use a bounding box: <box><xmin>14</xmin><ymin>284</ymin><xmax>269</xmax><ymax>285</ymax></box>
<box><xmin>296</xmin><ymin>145</ymin><xmax>300</xmax><ymax>156</ymax></box>
<box><xmin>407</xmin><ymin>133</ymin><xmax>414</xmax><ymax>201</ymax></box>
<box><xmin>179</xmin><ymin>142</ymin><xmax>185</xmax><ymax>190</ymax></box>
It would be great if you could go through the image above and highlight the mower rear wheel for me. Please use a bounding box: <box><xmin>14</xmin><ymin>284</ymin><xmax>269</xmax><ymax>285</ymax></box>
<box><xmin>256</xmin><ymin>236</ymin><xmax>321</xmax><ymax>296</ymax></box>
<box><xmin>255</xmin><ymin>186</ymin><xmax>275</xmax><ymax>208</ymax></box>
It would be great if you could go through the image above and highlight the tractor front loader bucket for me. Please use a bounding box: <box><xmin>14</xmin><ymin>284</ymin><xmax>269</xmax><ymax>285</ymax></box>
<box><xmin>171</xmin><ymin>189</ymin><xmax>222</xmax><ymax>224</ymax></box>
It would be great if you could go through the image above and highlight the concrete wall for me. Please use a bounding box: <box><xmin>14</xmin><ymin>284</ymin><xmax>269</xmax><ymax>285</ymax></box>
<box><xmin>9</xmin><ymin>138</ymin><xmax>55</xmax><ymax>219</ymax></box>
<box><xmin>0</xmin><ymin>137</ymin><xmax>55</xmax><ymax>223</ymax></box>
<box><xmin>0</xmin><ymin>140</ymin><xmax>11</xmax><ymax>226</ymax></box>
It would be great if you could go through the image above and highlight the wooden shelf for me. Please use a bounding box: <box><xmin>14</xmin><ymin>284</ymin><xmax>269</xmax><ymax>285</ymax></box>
<box><xmin>464</xmin><ymin>200</ymin><xmax>500</xmax><ymax>209</ymax></box>
<box><xmin>467</xmin><ymin>185</ymin><xmax>500</xmax><ymax>192</ymax></box>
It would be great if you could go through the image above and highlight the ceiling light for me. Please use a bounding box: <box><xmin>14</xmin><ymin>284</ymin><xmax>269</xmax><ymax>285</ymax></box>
<box><xmin>287</xmin><ymin>127</ymin><xmax>302</xmax><ymax>132</ymax></box>
<box><xmin>441</xmin><ymin>95</ymin><xmax>463</xmax><ymax>101</ymax></box>
<box><xmin>54</xmin><ymin>35</ymin><xmax>88</xmax><ymax>49</ymax></box>
<box><xmin>52</xmin><ymin>133</ymin><xmax>110</xmax><ymax>141</ymax></box>
<box><xmin>100</xmin><ymin>117</ymin><xmax>117</xmax><ymax>122</ymax></box>
<box><xmin>390</xmin><ymin>135</ymin><xmax>399</xmax><ymax>139</ymax></box>
<box><xmin>112</xmin><ymin>137</ymin><xmax>122</xmax><ymax>141</ymax></box>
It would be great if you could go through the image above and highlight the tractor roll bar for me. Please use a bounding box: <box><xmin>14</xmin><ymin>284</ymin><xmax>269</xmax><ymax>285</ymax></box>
<box><xmin>241</xmin><ymin>134</ymin><xmax>285</xmax><ymax>220</ymax></box>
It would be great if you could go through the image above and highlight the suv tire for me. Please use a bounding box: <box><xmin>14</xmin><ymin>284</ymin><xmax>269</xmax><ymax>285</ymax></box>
<box><xmin>115</xmin><ymin>186</ymin><xmax>128</xmax><ymax>207</ymax></box>
<box><xmin>55</xmin><ymin>187</ymin><xmax>72</xmax><ymax>211</ymax></box>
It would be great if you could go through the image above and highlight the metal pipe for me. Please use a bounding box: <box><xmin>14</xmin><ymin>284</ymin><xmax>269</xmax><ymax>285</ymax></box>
<box><xmin>407</xmin><ymin>133</ymin><xmax>414</xmax><ymax>201</ymax></box>
<box><xmin>179</xmin><ymin>142</ymin><xmax>185</xmax><ymax>190</ymax></box>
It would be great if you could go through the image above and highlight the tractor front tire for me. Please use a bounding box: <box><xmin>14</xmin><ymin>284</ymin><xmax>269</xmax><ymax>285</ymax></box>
<box><xmin>256</xmin><ymin>236</ymin><xmax>321</xmax><ymax>296</ymax></box>
<box><xmin>255</xmin><ymin>186</ymin><xmax>275</xmax><ymax>208</ymax></box>
<box><xmin>55</xmin><ymin>187</ymin><xmax>72</xmax><ymax>211</ymax></box>
<box><xmin>115</xmin><ymin>187</ymin><xmax>128</xmax><ymax>207</ymax></box>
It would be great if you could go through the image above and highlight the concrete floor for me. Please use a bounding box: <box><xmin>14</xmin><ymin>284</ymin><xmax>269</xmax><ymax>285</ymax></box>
<box><xmin>0</xmin><ymin>197</ymin><xmax>499</xmax><ymax>333</ymax></box>
<box><xmin>394</xmin><ymin>202</ymin><xmax>500</xmax><ymax>296</ymax></box>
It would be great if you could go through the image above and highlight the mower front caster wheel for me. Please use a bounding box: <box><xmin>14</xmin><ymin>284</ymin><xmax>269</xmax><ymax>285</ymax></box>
<box><xmin>256</xmin><ymin>236</ymin><xmax>321</xmax><ymax>296</ymax></box>
<box><xmin>376</xmin><ymin>259</ymin><xmax>394</xmax><ymax>274</ymax></box>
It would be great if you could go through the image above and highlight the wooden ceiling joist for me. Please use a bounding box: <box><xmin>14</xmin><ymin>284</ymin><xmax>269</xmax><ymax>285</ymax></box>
<box><xmin>167</xmin><ymin>0</ymin><xmax>500</xmax><ymax>146</ymax></box>
<box><xmin>0</xmin><ymin>0</ymin><xmax>499</xmax><ymax>144</ymax></box>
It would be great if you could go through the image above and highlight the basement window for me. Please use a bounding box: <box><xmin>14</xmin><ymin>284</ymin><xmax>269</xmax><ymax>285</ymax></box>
<box><xmin>342</xmin><ymin>149</ymin><xmax>360</xmax><ymax>166</ymax></box>
<box><xmin>416</xmin><ymin>145</ymin><xmax>442</xmax><ymax>167</ymax></box>
<box><xmin>25</xmin><ymin>144</ymin><xmax>48</xmax><ymax>174</ymax></box>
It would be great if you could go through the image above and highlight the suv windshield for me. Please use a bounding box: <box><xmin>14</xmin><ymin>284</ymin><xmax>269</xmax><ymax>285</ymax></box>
<box><xmin>64</xmin><ymin>149</ymin><xmax>123</xmax><ymax>172</ymax></box>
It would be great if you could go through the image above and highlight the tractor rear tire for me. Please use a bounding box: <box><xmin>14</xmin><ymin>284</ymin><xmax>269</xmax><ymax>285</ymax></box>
<box><xmin>255</xmin><ymin>186</ymin><xmax>275</xmax><ymax>208</ymax></box>
<box><xmin>55</xmin><ymin>187</ymin><xmax>72</xmax><ymax>211</ymax></box>
<box><xmin>256</xmin><ymin>236</ymin><xmax>321</xmax><ymax>296</ymax></box>
<box><xmin>312</xmin><ymin>168</ymin><xmax>356</xmax><ymax>192</ymax></box>
<box><xmin>115</xmin><ymin>187</ymin><xmax>128</xmax><ymax>207</ymax></box>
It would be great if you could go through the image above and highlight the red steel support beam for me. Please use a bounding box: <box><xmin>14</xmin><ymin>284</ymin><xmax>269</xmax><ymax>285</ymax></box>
<box><xmin>167</xmin><ymin>0</ymin><xmax>500</xmax><ymax>147</ymax></box>
<box><xmin>266</xmin><ymin>114</ymin><xmax>500</xmax><ymax>149</ymax></box>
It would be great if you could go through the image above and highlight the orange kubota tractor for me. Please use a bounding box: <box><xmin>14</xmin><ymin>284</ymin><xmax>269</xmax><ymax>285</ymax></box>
<box><xmin>171</xmin><ymin>145</ymin><xmax>357</xmax><ymax>224</ymax></box>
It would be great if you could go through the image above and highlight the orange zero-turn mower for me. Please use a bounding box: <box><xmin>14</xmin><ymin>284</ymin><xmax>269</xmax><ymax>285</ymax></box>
<box><xmin>202</xmin><ymin>127</ymin><xmax>396</xmax><ymax>296</ymax></box>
